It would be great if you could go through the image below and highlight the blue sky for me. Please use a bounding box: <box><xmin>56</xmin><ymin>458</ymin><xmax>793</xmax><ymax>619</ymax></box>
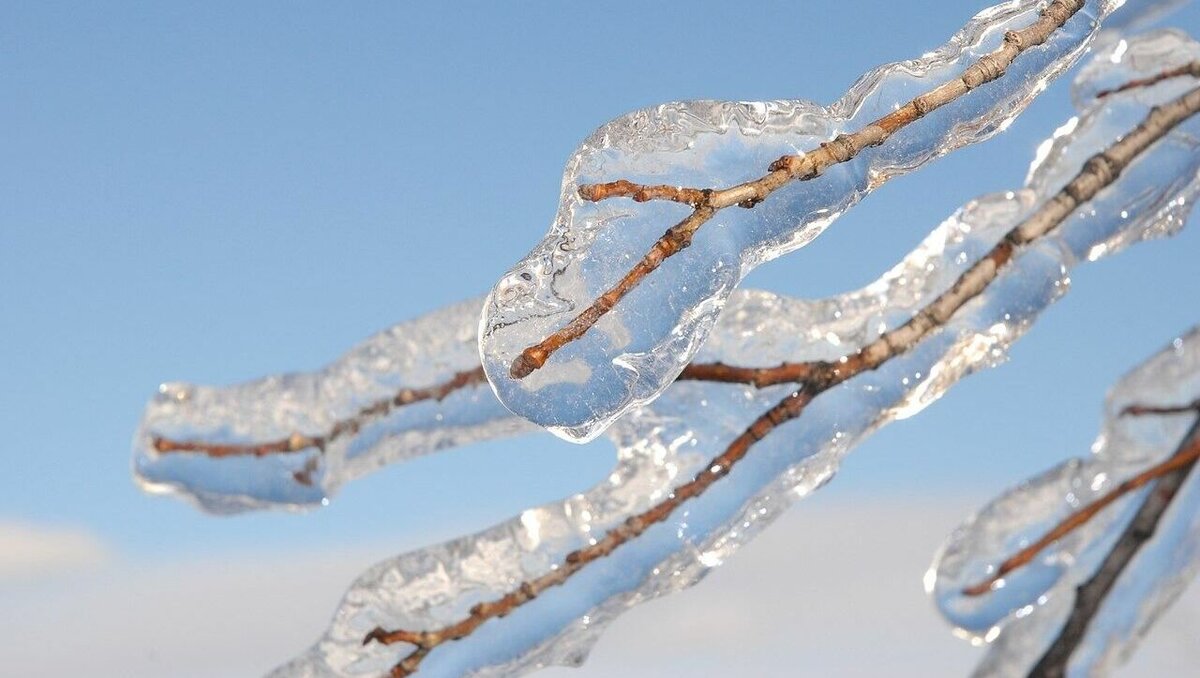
<box><xmin>2</xmin><ymin>1</ymin><xmax>1200</xmax><ymax>674</ymax></box>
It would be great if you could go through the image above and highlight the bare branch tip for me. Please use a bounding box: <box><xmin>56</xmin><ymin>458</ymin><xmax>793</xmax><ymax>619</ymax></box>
<box><xmin>962</xmin><ymin>580</ymin><xmax>995</xmax><ymax>597</ymax></box>
<box><xmin>577</xmin><ymin>183</ymin><xmax>600</xmax><ymax>202</ymax></box>
<box><xmin>1119</xmin><ymin>400</ymin><xmax>1200</xmax><ymax>417</ymax></box>
<box><xmin>362</xmin><ymin>626</ymin><xmax>389</xmax><ymax>646</ymax></box>
<box><xmin>509</xmin><ymin>348</ymin><xmax>546</xmax><ymax>379</ymax></box>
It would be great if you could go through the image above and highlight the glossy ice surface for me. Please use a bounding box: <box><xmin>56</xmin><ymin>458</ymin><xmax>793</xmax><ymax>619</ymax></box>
<box><xmin>480</xmin><ymin>0</ymin><xmax>1120</xmax><ymax>442</ymax></box>
<box><xmin>928</xmin><ymin>34</ymin><xmax>1200</xmax><ymax>674</ymax></box>
<box><xmin>265</xmin><ymin>31</ymin><xmax>1199</xmax><ymax>677</ymax></box>
<box><xmin>930</xmin><ymin>327</ymin><xmax>1200</xmax><ymax>677</ymax></box>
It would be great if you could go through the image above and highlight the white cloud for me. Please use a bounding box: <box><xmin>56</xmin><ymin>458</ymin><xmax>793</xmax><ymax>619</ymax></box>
<box><xmin>0</xmin><ymin>521</ymin><xmax>109</xmax><ymax>581</ymax></box>
<box><xmin>0</xmin><ymin>497</ymin><xmax>1197</xmax><ymax>676</ymax></box>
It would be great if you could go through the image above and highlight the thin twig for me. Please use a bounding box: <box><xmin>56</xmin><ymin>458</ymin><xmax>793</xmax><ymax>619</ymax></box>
<box><xmin>146</xmin><ymin>385</ymin><xmax>1200</xmax><ymax>468</ymax></box>
<box><xmin>146</xmin><ymin>360</ymin><xmax>817</xmax><ymax>463</ymax></box>
<box><xmin>364</xmin><ymin>67</ymin><xmax>1200</xmax><ymax>678</ymax></box>
<box><xmin>150</xmin><ymin>367</ymin><xmax>489</xmax><ymax>459</ymax></box>
<box><xmin>508</xmin><ymin>0</ymin><xmax>1087</xmax><ymax>380</ymax></box>
<box><xmin>1121</xmin><ymin>399</ymin><xmax>1200</xmax><ymax>417</ymax></box>
<box><xmin>674</xmin><ymin>359</ymin><xmax>822</xmax><ymax>388</ymax></box>
<box><xmin>1029</xmin><ymin>415</ymin><xmax>1200</xmax><ymax>677</ymax></box>
<box><xmin>577</xmin><ymin>180</ymin><xmax>712</xmax><ymax>207</ymax></box>
<box><xmin>962</xmin><ymin>402</ymin><xmax>1200</xmax><ymax>596</ymax></box>
<box><xmin>1096</xmin><ymin>61</ymin><xmax>1200</xmax><ymax>99</ymax></box>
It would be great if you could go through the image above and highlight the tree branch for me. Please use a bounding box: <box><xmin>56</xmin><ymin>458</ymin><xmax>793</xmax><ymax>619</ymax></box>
<box><xmin>150</xmin><ymin>367</ymin><xmax>489</xmax><ymax>458</ymax></box>
<box><xmin>1096</xmin><ymin>61</ymin><xmax>1200</xmax><ymax>99</ymax></box>
<box><xmin>148</xmin><ymin>361</ymin><xmax>819</xmax><ymax>461</ymax></box>
<box><xmin>508</xmin><ymin>0</ymin><xmax>1087</xmax><ymax>380</ymax></box>
<box><xmin>962</xmin><ymin>403</ymin><xmax>1200</xmax><ymax>597</ymax></box>
<box><xmin>1029</xmin><ymin>414</ymin><xmax>1200</xmax><ymax>678</ymax></box>
<box><xmin>363</xmin><ymin>70</ymin><xmax>1200</xmax><ymax>678</ymax></box>
<box><xmin>164</xmin><ymin>1</ymin><xmax>1146</xmax><ymax>470</ymax></box>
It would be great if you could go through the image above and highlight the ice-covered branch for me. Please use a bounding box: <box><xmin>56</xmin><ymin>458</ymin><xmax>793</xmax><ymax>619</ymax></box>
<box><xmin>481</xmin><ymin>0</ymin><xmax>1120</xmax><ymax>442</ymax></box>
<box><xmin>357</xmin><ymin>58</ymin><xmax>1200</xmax><ymax>678</ymax></box>
<box><xmin>134</xmin><ymin>298</ymin><xmax>530</xmax><ymax>513</ymax></box>
<box><xmin>1031</xmin><ymin>411</ymin><xmax>1200</xmax><ymax>677</ymax></box>
<box><xmin>136</xmin><ymin>338</ymin><xmax>822</xmax><ymax>512</ymax></box>
<box><xmin>1096</xmin><ymin>60</ymin><xmax>1200</xmax><ymax>98</ymax></box>
<box><xmin>962</xmin><ymin>404</ymin><xmax>1200</xmax><ymax>598</ymax></box>
<box><xmin>269</xmin><ymin>31</ymin><xmax>1200</xmax><ymax>678</ymax></box>
<box><xmin>507</xmin><ymin>0</ymin><xmax>1086</xmax><ymax>382</ymax></box>
<box><xmin>150</xmin><ymin>368</ymin><xmax>489</xmax><ymax>461</ymax></box>
<box><xmin>930</xmin><ymin>328</ymin><xmax>1200</xmax><ymax>677</ymax></box>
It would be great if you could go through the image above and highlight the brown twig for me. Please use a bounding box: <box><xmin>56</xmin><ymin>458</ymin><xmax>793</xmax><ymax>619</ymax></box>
<box><xmin>363</xmin><ymin>63</ymin><xmax>1200</xmax><ymax>678</ymax></box>
<box><xmin>508</xmin><ymin>0</ymin><xmax>1087</xmax><ymax>380</ymax></box>
<box><xmin>1096</xmin><ymin>61</ymin><xmax>1200</xmax><ymax>99</ymax></box>
<box><xmin>147</xmin><ymin>360</ymin><xmax>826</xmax><ymax>465</ymax></box>
<box><xmin>577</xmin><ymin>180</ymin><xmax>712</xmax><ymax>207</ymax></box>
<box><xmin>150</xmin><ymin>367</ymin><xmax>489</xmax><ymax>460</ymax></box>
<box><xmin>962</xmin><ymin>402</ymin><xmax>1200</xmax><ymax>597</ymax></box>
<box><xmin>1121</xmin><ymin>399</ymin><xmax>1200</xmax><ymax>417</ymax></box>
<box><xmin>1030</xmin><ymin>415</ymin><xmax>1200</xmax><ymax>677</ymax></box>
<box><xmin>675</xmin><ymin>360</ymin><xmax>822</xmax><ymax>388</ymax></box>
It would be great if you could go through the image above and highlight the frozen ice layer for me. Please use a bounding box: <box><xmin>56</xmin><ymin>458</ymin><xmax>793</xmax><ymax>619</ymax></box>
<box><xmin>271</xmin><ymin>31</ymin><xmax>1200</xmax><ymax>676</ymax></box>
<box><xmin>480</xmin><ymin>0</ymin><xmax>1120</xmax><ymax>442</ymax></box>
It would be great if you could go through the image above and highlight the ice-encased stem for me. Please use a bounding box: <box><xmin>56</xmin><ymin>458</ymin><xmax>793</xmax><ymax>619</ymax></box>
<box><xmin>508</xmin><ymin>0</ymin><xmax>1087</xmax><ymax>382</ymax></box>
<box><xmin>274</xmin><ymin>33</ymin><xmax>1200</xmax><ymax>676</ymax></box>
<box><xmin>360</xmin><ymin>74</ymin><xmax>1200</xmax><ymax>678</ymax></box>
<box><xmin>481</xmin><ymin>0</ymin><xmax>1119</xmax><ymax>443</ymax></box>
<box><xmin>1031</xmin><ymin>416</ymin><xmax>1200</xmax><ymax>676</ymax></box>
<box><xmin>931</xmin><ymin>327</ymin><xmax>1200</xmax><ymax>677</ymax></box>
<box><xmin>963</xmin><ymin>404</ymin><xmax>1200</xmax><ymax>597</ymax></box>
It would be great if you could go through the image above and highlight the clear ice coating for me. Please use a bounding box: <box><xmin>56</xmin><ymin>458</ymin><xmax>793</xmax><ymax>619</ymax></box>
<box><xmin>133</xmin><ymin>297</ymin><xmax>533</xmax><ymax>514</ymax></box>
<box><xmin>925</xmin><ymin>32</ymin><xmax>1200</xmax><ymax>671</ymax></box>
<box><xmin>929</xmin><ymin>328</ymin><xmax>1200</xmax><ymax>677</ymax></box>
<box><xmin>480</xmin><ymin>0</ymin><xmax>1121</xmax><ymax>443</ymax></box>
<box><xmin>269</xmin><ymin>33</ymin><xmax>1199</xmax><ymax>676</ymax></box>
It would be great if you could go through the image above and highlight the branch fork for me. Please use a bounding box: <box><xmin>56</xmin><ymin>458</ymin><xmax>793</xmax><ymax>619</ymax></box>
<box><xmin>366</xmin><ymin>67</ymin><xmax>1200</xmax><ymax>676</ymax></box>
<box><xmin>509</xmin><ymin>0</ymin><xmax>1086</xmax><ymax>380</ymax></box>
<box><xmin>962</xmin><ymin>401</ymin><xmax>1200</xmax><ymax>597</ymax></box>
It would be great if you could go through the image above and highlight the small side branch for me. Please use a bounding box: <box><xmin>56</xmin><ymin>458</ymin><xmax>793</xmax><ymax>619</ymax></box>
<box><xmin>150</xmin><ymin>367</ymin><xmax>489</xmax><ymax>460</ymax></box>
<box><xmin>1096</xmin><ymin>61</ymin><xmax>1200</xmax><ymax>99</ymax></box>
<box><xmin>148</xmin><ymin>361</ymin><xmax>834</xmax><ymax>464</ymax></box>
<box><xmin>674</xmin><ymin>360</ymin><xmax>824</xmax><ymax>388</ymax></box>
<box><xmin>962</xmin><ymin>402</ymin><xmax>1200</xmax><ymax>596</ymax></box>
<box><xmin>364</xmin><ymin>69</ymin><xmax>1200</xmax><ymax>678</ymax></box>
<box><xmin>509</xmin><ymin>0</ymin><xmax>1087</xmax><ymax>380</ymax></box>
<box><xmin>1030</xmin><ymin>414</ymin><xmax>1200</xmax><ymax>677</ymax></box>
<box><xmin>577</xmin><ymin>180</ymin><xmax>712</xmax><ymax>207</ymax></box>
<box><xmin>1121</xmin><ymin>399</ymin><xmax>1200</xmax><ymax>417</ymax></box>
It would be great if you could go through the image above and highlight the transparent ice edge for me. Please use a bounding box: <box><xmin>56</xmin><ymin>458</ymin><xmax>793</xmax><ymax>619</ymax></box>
<box><xmin>930</xmin><ymin>328</ymin><xmax>1200</xmax><ymax>678</ymax></box>
<box><xmin>480</xmin><ymin>0</ymin><xmax>1121</xmax><ymax>443</ymax></box>
<box><xmin>926</xmin><ymin>33</ymin><xmax>1200</xmax><ymax>673</ymax></box>
<box><xmin>133</xmin><ymin>297</ymin><xmax>534</xmax><ymax>514</ymax></box>
<box><xmin>270</xmin><ymin>31</ymin><xmax>1198</xmax><ymax>677</ymax></box>
<box><xmin>931</xmin><ymin>29</ymin><xmax>1200</xmax><ymax>678</ymax></box>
